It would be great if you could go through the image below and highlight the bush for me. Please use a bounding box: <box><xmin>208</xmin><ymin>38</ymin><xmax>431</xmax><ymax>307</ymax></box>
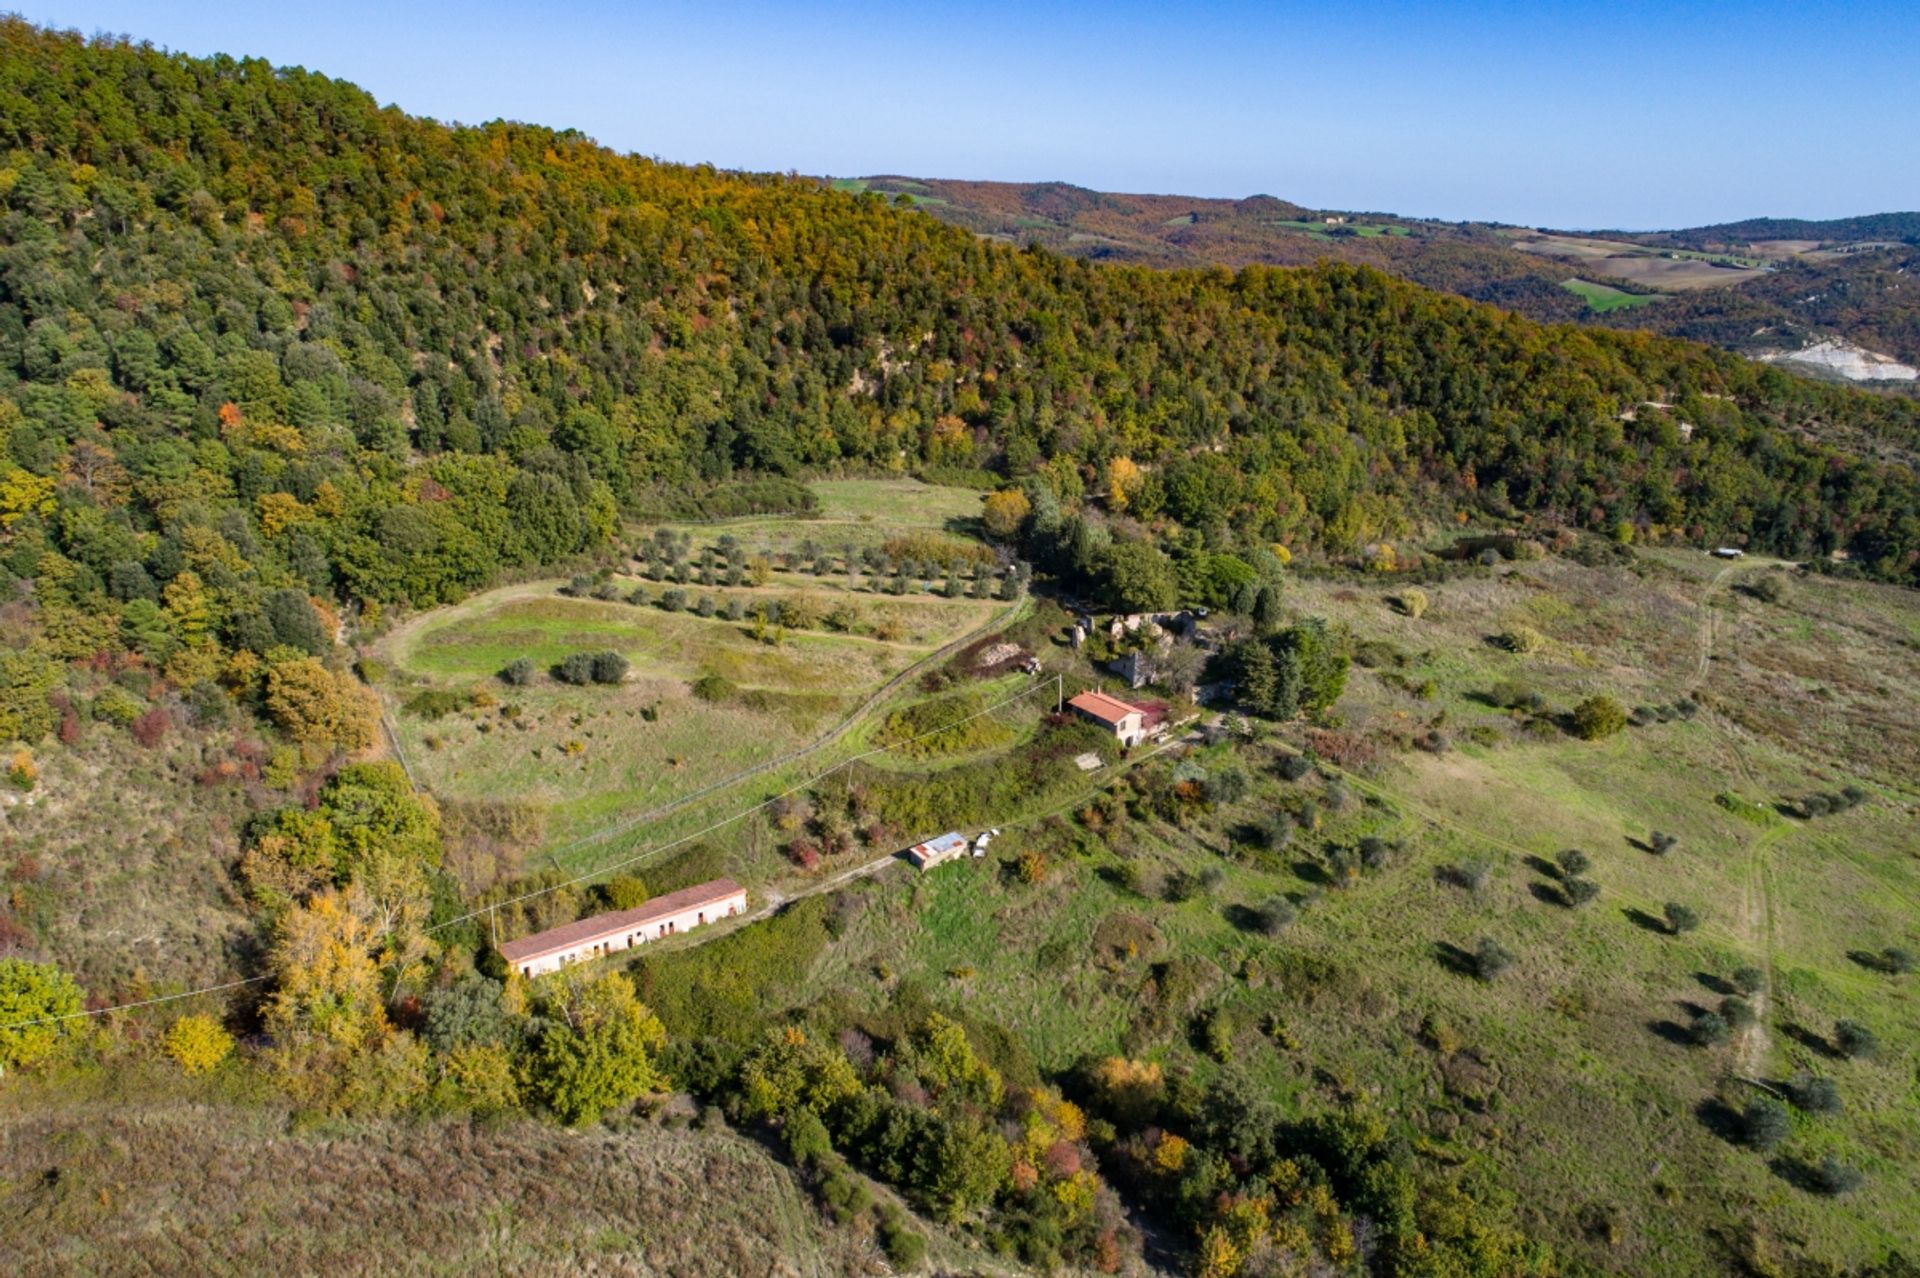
<box><xmin>1687</xmin><ymin>1010</ymin><xmax>1730</xmax><ymax>1046</ymax></box>
<box><xmin>602</xmin><ymin>876</ymin><xmax>649</xmax><ymax>910</ymax></box>
<box><xmin>131</xmin><ymin>706</ymin><xmax>171</xmax><ymax>748</ymax></box>
<box><xmin>625</xmin><ymin>585</ymin><xmax>650</xmax><ymax>606</ymax></box>
<box><xmin>1496</xmin><ymin>626</ymin><xmax>1545</xmax><ymax>654</ymax></box>
<box><xmin>1563</xmin><ymin>876</ymin><xmax>1600</xmax><ymax>907</ymax></box>
<box><xmin>1788</xmin><ymin>1072</ymin><xmax>1842</xmax><ymax>1114</ymax></box>
<box><xmin>1730</xmin><ymin>965</ymin><xmax>1765</xmax><ymax>996</ymax></box>
<box><xmin>1252</xmin><ymin>897</ymin><xmax>1296</xmax><ymax>936</ymax></box>
<box><xmin>1556</xmin><ymin>848</ymin><xmax>1591</xmax><ymax>878</ymax></box>
<box><xmin>1648</xmin><ymin>831</ymin><xmax>1678</xmax><ymax>855</ymax></box>
<box><xmin>877</xmin><ymin>1205</ymin><xmax>927</xmax><ymax>1268</ymax></box>
<box><xmin>1832</xmin><ymin>1019</ymin><xmax>1877</xmax><ymax>1059</ymax></box>
<box><xmin>1394</xmin><ymin>588</ymin><xmax>1429</xmax><ymax>619</ymax></box>
<box><xmin>1738</xmin><ymin>1097</ymin><xmax>1789</xmax><ymax>1152</ymax></box>
<box><xmin>1720</xmin><ymin>996</ymin><xmax>1757</xmax><ymax>1030</ymax></box>
<box><xmin>403</xmin><ymin>688</ymin><xmax>466</xmax><ymax>719</ymax></box>
<box><xmin>1472</xmin><ymin>937</ymin><xmax>1515</xmax><ymax>981</ymax></box>
<box><xmin>500</xmin><ymin>657</ymin><xmax>534</xmax><ymax>686</ymax></box>
<box><xmin>1663</xmin><ymin>902</ymin><xmax>1700</xmax><ymax>935</ymax></box>
<box><xmin>659</xmin><ymin>588</ymin><xmax>688</xmax><ymax>612</ymax></box>
<box><xmin>164</xmin><ymin>1013</ymin><xmax>235</xmax><ymax>1075</ymax></box>
<box><xmin>1277</xmin><ymin>754</ymin><xmax>1312</xmax><ymax>782</ymax></box>
<box><xmin>91</xmin><ymin>684</ymin><xmax>143</xmax><ymax>725</ymax></box>
<box><xmin>1811</xmin><ymin>1156</ymin><xmax>1864</xmax><ymax>1196</ymax></box>
<box><xmin>690</xmin><ymin>673</ymin><xmax>737</xmax><ymax>702</ymax></box>
<box><xmin>1570</xmin><ymin>695</ymin><xmax>1628</xmax><ymax>740</ymax></box>
<box><xmin>556</xmin><ymin>653</ymin><xmax>596</xmax><ymax>685</ymax></box>
<box><xmin>590</xmin><ymin>650</ymin><xmax>629</xmax><ymax>684</ymax></box>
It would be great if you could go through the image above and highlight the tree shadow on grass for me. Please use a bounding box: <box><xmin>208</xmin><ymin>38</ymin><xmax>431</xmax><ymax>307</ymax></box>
<box><xmin>1523</xmin><ymin>854</ymin><xmax>1561</xmax><ymax>880</ymax></box>
<box><xmin>1694</xmin><ymin>1097</ymin><xmax>1745</xmax><ymax>1145</ymax></box>
<box><xmin>1623</xmin><ymin>907</ymin><xmax>1670</xmax><ymax>935</ymax></box>
<box><xmin>1695</xmin><ymin>971</ymin><xmax>1735</xmax><ymax>996</ymax></box>
<box><xmin>1781</xmin><ymin>1021</ymin><xmax>1839</xmax><ymax>1058</ymax></box>
<box><xmin>1769</xmin><ymin>1156</ymin><xmax>1827</xmax><ymax>1194</ymax></box>
<box><xmin>1433</xmin><ymin>941</ymin><xmax>1480</xmax><ymax>979</ymax></box>
<box><xmin>1528</xmin><ymin>881</ymin><xmax>1571</xmax><ymax>908</ymax></box>
<box><xmin>1292</xmin><ymin>859</ymin><xmax>1332</xmax><ymax>886</ymax></box>
<box><xmin>1222</xmin><ymin>903</ymin><xmax>1266</xmax><ymax>934</ymax></box>
<box><xmin>1647</xmin><ymin>1019</ymin><xmax>1696</xmax><ymax>1047</ymax></box>
<box><xmin>1625</xmin><ymin>836</ymin><xmax>1655</xmax><ymax>854</ymax></box>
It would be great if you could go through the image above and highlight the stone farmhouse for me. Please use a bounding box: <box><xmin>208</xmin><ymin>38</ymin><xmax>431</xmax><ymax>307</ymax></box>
<box><xmin>499</xmin><ymin>878</ymin><xmax>747</xmax><ymax>978</ymax></box>
<box><xmin>1068</xmin><ymin>690</ymin><xmax>1165</xmax><ymax>748</ymax></box>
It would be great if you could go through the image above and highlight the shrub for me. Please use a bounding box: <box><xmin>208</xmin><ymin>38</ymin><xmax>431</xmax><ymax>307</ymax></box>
<box><xmin>691</xmin><ymin>673</ymin><xmax>737</xmax><ymax>702</ymax></box>
<box><xmin>1832</xmin><ymin>1019</ymin><xmax>1877</xmax><ymax>1059</ymax></box>
<box><xmin>1394</xmin><ymin>588</ymin><xmax>1429</xmax><ymax>619</ymax></box>
<box><xmin>590</xmin><ymin>651</ymin><xmax>629</xmax><ymax>684</ymax></box>
<box><xmin>1648</xmin><ymin>831</ymin><xmax>1679</xmax><ymax>855</ymax></box>
<box><xmin>1663</xmin><ymin>902</ymin><xmax>1700</xmax><ymax>935</ymax></box>
<box><xmin>1687</xmin><ymin>1010</ymin><xmax>1730</xmax><ymax>1046</ymax></box>
<box><xmin>1730</xmin><ymin>965</ymin><xmax>1766</xmax><ymax>995</ymax></box>
<box><xmin>1016</xmin><ymin>849</ymin><xmax>1049</xmax><ymax>885</ymax></box>
<box><xmin>1472</xmin><ymin>937</ymin><xmax>1515</xmax><ymax>981</ymax></box>
<box><xmin>1496</xmin><ymin>626</ymin><xmax>1545</xmax><ymax>655</ymax></box>
<box><xmin>1738</xmin><ymin>1098</ymin><xmax>1789</xmax><ymax>1151</ymax></box>
<box><xmin>403</xmin><ymin>688</ymin><xmax>466</xmax><ymax>719</ymax></box>
<box><xmin>500</xmin><ymin>657</ymin><xmax>534</xmax><ymax>686</ymax></box>
<box><xmin>1252</xmin><ymin>897</ymin><xmax>1296</xmax><ymax>936</ymax></box>
<box><xmin>1563</xmin><ymin>876</ymin><xmax>1600</xmax><ymax>907</ymax></box>
<box><xmin>556</xmin><ymin>652</ymin><xmax>596</xmax><ymax>685</ymax></box>
<box><xmin>1720</xmin><ymin>996</ymin><xmax>1757</xmax><ymax>1030</ymax></box>
<box><xmin>5</xmin><ymin>749</ymin><xmax>34</xmax><ymax>792</ymax></box>
<box><xmin>1557</xmin><ymin>848</ymin><xmax>1591</xmax><ymax>878</ymax></box>
<box><xmin>563</xmin><ymin>574</ymin><xmax>593</xmax><ymax>597</ymax></box>
<box><xmin>91</xmin><ymin>684</ymin><xmax>144</xmax><ymax>725</ymax></box>
<box><xmin>131</xmin><ymin>706</ymin><xmax>171</xmax><ymax>748</ymax></box>
<box><xmin>164</xmin><ymin>1013</ymin><xmax>235</xmax><ymax>1075</ymax></box>
<box><xmin>1277</xmin><ymin>754</ymin><xmax>1312</xmax><ymax>782</ymax></box>
<box><xmin>1881</xmin><ymin>947</ymin><xmax>1916</xmax><ymax>975</ymax></box>
<box><xmin>659</xmin><ymin>588</ymin><xmax>688</xmax><ymax>612</ymax></box>
<box><xmin>877</xmin><ymin>1205</ymin><xmax>927</xmax><ymax>1268</ymax></box>
<box><xmin>1788</xmin><ymin>1072</ymin><xmax>1842</xmax><ymax>1114</ymax></box>
<box><xmin>602</xmin><ymin>876</ymin><xmax>649</xmax><ymax>910</ymax></box>
<box><xmin>1570</xmin><ymin>695</ymin><xmax>1628</xmax><ymax>740</ymax></box>
<box><xmin>1812</xmin><ymin>1157</ymin><xmax>1864</xmax><ymax>1196</ymax></box>
<box><xmin>696</xmin><ymin>594</ymin><xmax>716</xmax><ymax>617</ymax></box>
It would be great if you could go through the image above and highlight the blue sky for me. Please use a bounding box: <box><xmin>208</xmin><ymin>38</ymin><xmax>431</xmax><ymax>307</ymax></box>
<box><xmin>21</xmin><ymin>0</ymin><xmax>1920</xmax><ymax>228</ymax></box>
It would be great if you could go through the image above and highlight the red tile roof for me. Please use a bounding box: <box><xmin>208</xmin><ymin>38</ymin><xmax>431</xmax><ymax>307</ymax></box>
<box><xmin>498</xmin><ymin>877</ymin><xmax>745</xmax><ymax>963</ymax></box>
<box><xmin>1068</xmin><ymin>690</ymin><xmax>1143</xmax><ymax>725</ymax></box>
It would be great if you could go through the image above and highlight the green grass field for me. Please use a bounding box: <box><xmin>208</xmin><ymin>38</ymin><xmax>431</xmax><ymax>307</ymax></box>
<box><xmin>1563</xmin><ymin>277</ymin><xmax>1663</xmax><ymax>313</ymax></box>
<box><xmin>676</xmin><ymin>545</ymin><xmax>1920</xmax><ymax>1274</ymax></box>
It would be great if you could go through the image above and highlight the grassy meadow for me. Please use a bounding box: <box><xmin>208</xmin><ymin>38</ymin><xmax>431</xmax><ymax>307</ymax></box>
<box><xmin>635</xmin><ymin>542</ymin><xmax>1919</xmax><ymax>1274</ymax></box>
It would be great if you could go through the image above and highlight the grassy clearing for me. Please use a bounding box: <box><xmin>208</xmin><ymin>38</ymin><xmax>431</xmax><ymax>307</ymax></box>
<box><xmin>1563</xmin><ymin>277</ymin><xmax>1661</xmax><ymax>313</ymax></box>
<box><xmin>378</xmin><ymin>576</ymin><xmax>1002</xmax><ymax>848</ymax></box>
<box><xmin>644</xmin><ymin>476</ymin><xmax>986</xmax><ymax>559</ymax></box>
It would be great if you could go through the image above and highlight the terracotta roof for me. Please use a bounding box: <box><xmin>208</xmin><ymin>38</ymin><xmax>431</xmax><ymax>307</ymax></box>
<box><xmin>499</xmin><ymin>877</ymin><xmax>745</xmax><ymax>963</ymax></box>
<box><xmin>1068</xmin><ymin>690</ymin><xmax>1143</xmax><ymax>725</ymax></box>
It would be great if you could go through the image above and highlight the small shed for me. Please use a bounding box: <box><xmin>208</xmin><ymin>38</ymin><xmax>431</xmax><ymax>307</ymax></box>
<box><xmin>905</xmin><ymin>831</ymin><xmax>969</xmax><ymax>870</ymax></box>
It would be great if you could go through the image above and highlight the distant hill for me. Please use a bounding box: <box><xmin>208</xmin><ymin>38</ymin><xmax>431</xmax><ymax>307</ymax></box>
<box><xmin>841</xmin><ymin>176</ymin><xmax>1920</xmax><ymax>375</ymax></box>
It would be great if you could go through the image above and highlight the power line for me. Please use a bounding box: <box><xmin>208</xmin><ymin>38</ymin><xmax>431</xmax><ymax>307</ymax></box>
<box><xmin>0</xmin><ymin>673</ymin><xmax>1066</xmax><ymax>1032</ymax></box>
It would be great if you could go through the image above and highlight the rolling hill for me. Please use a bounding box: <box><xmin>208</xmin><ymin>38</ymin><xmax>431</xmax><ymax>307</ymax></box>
<box><xmin>837</xmin><ymin>176</ymin><xmax>1920</xmax><ymax>378</ymax></box>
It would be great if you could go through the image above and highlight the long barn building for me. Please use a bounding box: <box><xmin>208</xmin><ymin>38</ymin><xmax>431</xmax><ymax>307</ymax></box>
<box><xmin>499</xmin><ymin>878</ymin><xmax>747</xmax><ymax>978</ymax></box>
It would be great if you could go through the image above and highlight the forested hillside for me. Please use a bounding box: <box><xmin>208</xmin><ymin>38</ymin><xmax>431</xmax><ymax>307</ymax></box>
<box><xmin>1</xmin><ymin>18</ymin><xmax>1917</xmax><ymax>671</ymax></box>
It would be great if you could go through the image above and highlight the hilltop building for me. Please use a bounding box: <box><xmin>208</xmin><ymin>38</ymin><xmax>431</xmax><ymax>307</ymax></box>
<box><xmin>498</xmin><ymin>878</ymin><xmax>747</xmax><ymax>978</ymax></box>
